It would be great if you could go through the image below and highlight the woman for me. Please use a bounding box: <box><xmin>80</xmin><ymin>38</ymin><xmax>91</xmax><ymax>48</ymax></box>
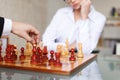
<box><xmin>43</xmin><ymin>0</ymin><xmax>106</xmax><ymax>80</ymax></box>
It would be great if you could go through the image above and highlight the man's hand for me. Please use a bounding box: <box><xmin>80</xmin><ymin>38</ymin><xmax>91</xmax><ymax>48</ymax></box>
<box><xmin>11</xmin><ymin>21</ymin><xmax>40</xmax><ymax>44</ymax></box>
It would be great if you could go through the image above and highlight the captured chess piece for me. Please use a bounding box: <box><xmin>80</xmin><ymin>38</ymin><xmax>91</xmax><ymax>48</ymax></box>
<box><xmin>0</xmin><ymin>46</ymin><xmax>3</xmax><ymax>62</ymax></box>
<box><xmin>69</xmin><ymin>48</ymin><xmax>76</xmax><ymax>61</ymax></box>
<box><xmin>77</xmin><ymin>43</ymin><xmax>84</xmax><ymax>58</ymax></box>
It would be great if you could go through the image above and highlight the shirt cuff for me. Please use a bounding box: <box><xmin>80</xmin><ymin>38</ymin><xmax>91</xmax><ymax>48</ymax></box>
<box><xmin>2</xmin><ymin>18</ymin><xmax>12</xmax><ymax>36</ymax></box>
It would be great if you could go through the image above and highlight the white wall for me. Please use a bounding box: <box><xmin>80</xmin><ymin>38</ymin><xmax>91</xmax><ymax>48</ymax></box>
<box><xmin>92</xmin><ymin>0</ymin><xmax>120</xmax><ymax>17</ymax></box>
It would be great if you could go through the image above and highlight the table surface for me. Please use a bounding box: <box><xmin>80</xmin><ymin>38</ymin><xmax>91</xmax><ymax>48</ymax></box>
<box><xmin>0</xmin><ymin>54</ymin><xmax>97</xmax><ymax>80</ymax></box>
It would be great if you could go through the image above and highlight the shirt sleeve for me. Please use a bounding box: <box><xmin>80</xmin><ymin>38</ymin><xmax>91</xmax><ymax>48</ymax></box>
<box><xmin>0</xmin><ymin>17</ymin><xmax>4</xmax><ymax>37</ymax></box>
<box><xmin>2</xmin><ymin>18</ymin><xmax>12</xmax><ymax>36</ymax></box>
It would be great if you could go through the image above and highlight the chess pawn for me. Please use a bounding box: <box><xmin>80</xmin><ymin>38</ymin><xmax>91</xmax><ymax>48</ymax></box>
<box><xmin>77</xmin><ymin>43</ymin><xmax>84</xmax><ymax>58</ymax></box>
<box><xmin>49</xmin><ymin>50</ymin><xmax>55</xmax><ymax>65</ymax></box>
<box><xmin>69</xmin><ymin>48</ymin><xmax>76</xmax><ymax>61</ymax></box>
<box><xmin>19</xmin><ymin>47</ymin><xmax>26</xmax><ymax>60</ymax></box>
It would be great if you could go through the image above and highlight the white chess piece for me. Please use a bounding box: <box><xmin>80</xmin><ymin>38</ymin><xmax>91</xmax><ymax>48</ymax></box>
<box><xmin>77</xmin><ymin>42</ymin><xmax>84</xmax><ymax>58</ymax></box>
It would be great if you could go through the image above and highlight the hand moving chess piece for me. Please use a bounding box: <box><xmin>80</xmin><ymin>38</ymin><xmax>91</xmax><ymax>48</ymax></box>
<box><xmin>77</xmin><ymin>42</ymin><xmax>84</xmax><ymax>58</ymax></box>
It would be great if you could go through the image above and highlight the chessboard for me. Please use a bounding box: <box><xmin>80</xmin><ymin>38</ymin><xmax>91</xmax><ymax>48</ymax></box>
<box><xmin>0</xmin><ymin>43</ymin><xmax>97</xmax><ymax>76</ymax></box>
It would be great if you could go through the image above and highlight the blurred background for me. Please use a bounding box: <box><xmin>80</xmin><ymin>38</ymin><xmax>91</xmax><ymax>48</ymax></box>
<box><xmin>0</xmin><ymin>0</ymin><xmax>120</xmax><ymax>80</ymax></box>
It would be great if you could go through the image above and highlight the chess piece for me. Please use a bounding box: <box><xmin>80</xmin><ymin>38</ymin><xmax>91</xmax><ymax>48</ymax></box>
<box><xmin>61</xmin><ymin>46</ymin><xmax>69</xmax><ymax>57</ymax></box>
<box><xmin>0</xmin><ymin>46</ymin><xmax>3</xmax><ymax>62</ymax></box>
<box><xmin>77</xmin><ymin>43</ymin><xmax>84</xmax><ymax>58</ymax></box>
<box><xmin>25</xmin><ymin>41</ymin><xmax>32</xmax><ymax>56</ymax></box>
<box><xmin>10</xmin><ymin>45</ymin><xmax>17</xmax><ymax>61</ymax></box>
<box><xmin>56</xmin><ymin>45</ymin><xmax>62</xmax><ymax>53</ymax></box>
<box><xmin>19</xmin><ymin>47</ymin><xmax>26</xmax><ymax>60</ymax></box>
<box><xmin>64</xmin><ymin>39</ymin><xmax>69</xmax><ymax>56</ymax></box>
<box><xmin>69</xmin><ymin>48</ymin><xmax>76</xmax><ymax>61</ymax></box>
<box><xmin>37</xmin><ymin>47</ymin><xmax>43</xmax><ymax>63</ymax></box>
<box><xmin>13</xmin><ymin>45</ymin><xmax>18</xmax><ymax>55</ymax></box>
<box><xmin>42</xmin><ymin>46</ymin><xmax>48</xmax><ymax>62</ymax></box>
<box><xmin>54</xmin><ymin>52</ymin><xmax>62</xmax><ymax>67</ymax></box>
<box><xmin>49</xmin><ymin>50</ymin><xmax>55</xmax><ymax>65</ymax></box>
<box><xmin>34</xmin><ymin>35</ymin><xmax>37</xmax><ymax>46</ymax></box>
<box><xmin>31</xmin><ymin>45</ymin><xmax>38</xmax><ymax>64</ymax></box>
<box><xmin>4</xmin><ymin>45</ymin><xmax>13</xmax><ymax>63</ymax></box>
<box><xmin>39</xmin><ymin>40</ymin><xmax>43</xmax><ymax>49</ymax></box>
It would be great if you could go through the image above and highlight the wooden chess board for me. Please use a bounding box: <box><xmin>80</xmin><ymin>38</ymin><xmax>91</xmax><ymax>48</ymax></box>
<box><xmin>0</xmin><ymin>54</ymin><xmax>97</xmax><ymax>75</ymax></box>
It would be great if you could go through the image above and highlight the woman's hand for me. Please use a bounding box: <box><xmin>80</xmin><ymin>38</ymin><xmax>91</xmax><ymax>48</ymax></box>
<box><xmin>80</xmin><ymin>0</ymin><xmax>91</xmax><ymax>20</ymax></box>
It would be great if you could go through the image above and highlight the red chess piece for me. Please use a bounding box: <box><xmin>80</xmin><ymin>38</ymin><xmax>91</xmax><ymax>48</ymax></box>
<box><xmin>37</xmin><ymin>47</ymin><xmax>43</xmax><ymax>63</ymax></box>
<box><xmin>4</xmin><ymin>45</ymin><xmax>13</xmax><ymax>63</ymax></box>
<box><xmin>49</xmin><ymin>50</ymin><xmax>55</xmax><ymax>65</ymax></box>
<box><xmin>42</xmin><ymin>46</ymin><xmax>48</xmax><ymax>62</ymax></box>
<box><xmin>0</xmin><ymin>46</ymin><xmax>3</xmax><ymax>62</ymax></box>
<box><xmin>34</xmin><ymin>36</ymin><xmax>37</xmax><ymax>46</ymax></box>
<box><xmin>31</xmin><ymin>45</ymin><xmax>38</xmax><ymax>64</ymax></box>
<box><xmin>69</xmin><ymin>48</ymin><xmax>76</xmax><ymax>61</ymax></box>
<box><xmin>54</xmin><ymin>52</ymin><xmax>62</xmax><ymax>67</ymax></box>
<box><xmin>19</xmin><ymin>47</ymin><xmax>26</xmax><ymax>60</ymax></box>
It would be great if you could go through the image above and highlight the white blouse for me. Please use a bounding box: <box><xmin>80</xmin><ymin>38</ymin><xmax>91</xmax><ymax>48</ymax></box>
<box><xmin>43</xmin><ymin>6</ymin><xmax>106</xmax><ymax>54</ymax></box>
